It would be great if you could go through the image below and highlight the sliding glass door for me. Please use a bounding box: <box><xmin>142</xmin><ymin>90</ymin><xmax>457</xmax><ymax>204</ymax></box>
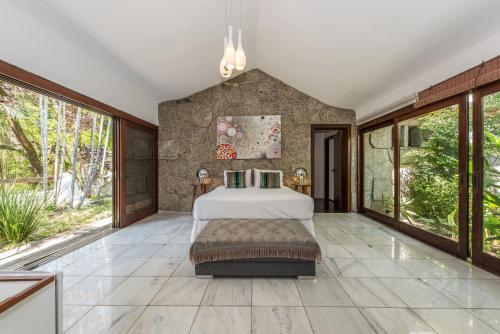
<box><xmin>360</xmin><ymin>97</ymin><xmax>468</xmax><ymax>258</ymax></box>
<box><xmin>472</xmin><ymin>82</ymin><xmax>500</xmax><ymax>272</ymax></box>
<box><xmin>361</xmin><ymin>124</ymin><xmax>395</xmax><ymax>222</ymax></box>
<box><xmin>117</xmin><ymin>119</ymin><xmax>158</xmax><ymax>227</ymax></box>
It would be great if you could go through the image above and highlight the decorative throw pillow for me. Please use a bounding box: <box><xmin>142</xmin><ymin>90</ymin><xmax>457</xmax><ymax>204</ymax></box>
<box><xmin>226</xmin><ymin>171</ymin><xmax>247</xmax><ymax>188</ymax></box>
<box><xmin>260</xmin><ymin>171</ymin><xmax>281</xmax><ymax>189</ymax></box>
<box><xmin>224</xmin><ymin>169</ymin><xmax>252</xmax><ymax>187</ymax></box>
<box><xmin>254</xmin><ymin>169</ymin><xmax>284</xmax><ymax>188</ymax></box>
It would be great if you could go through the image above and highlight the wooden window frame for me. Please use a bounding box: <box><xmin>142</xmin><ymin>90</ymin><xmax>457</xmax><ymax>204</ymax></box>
<box><xmin>0</xmin><ymin>59</ymin><xmax>158</xmax><ymax>229</ymax></box>
<box><xmin>471</xmin><ymin>80</ymin><xmax>500</xmax><ymax>274</ymax></box>
<box><xmin>359</xmin><ymin>95</ymin><xmax>469</xmax><ymax>259</ymax></box>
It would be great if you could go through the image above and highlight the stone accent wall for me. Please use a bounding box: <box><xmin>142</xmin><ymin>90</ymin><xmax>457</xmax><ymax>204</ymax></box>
<box><xmin>158</xmin><ymin>69</ymin><xmax>357</xmax><ymax>212</ymax></box>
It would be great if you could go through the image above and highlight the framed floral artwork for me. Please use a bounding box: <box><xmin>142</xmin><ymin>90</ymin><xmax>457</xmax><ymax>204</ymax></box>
<box><xmin>216</xmin><ymin>115</ymin><xmax>281</xmax><ymax>159</ymax></box>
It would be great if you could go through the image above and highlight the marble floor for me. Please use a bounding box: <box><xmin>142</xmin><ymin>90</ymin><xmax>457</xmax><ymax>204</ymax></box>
<box><xmin>33</xmin><ymin>212</ymin><xmax>500</xmax><ymax>333</ymax></box>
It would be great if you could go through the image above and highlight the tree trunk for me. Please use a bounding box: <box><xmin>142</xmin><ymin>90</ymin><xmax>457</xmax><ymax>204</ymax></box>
<box><xmin>55</xmin><ymin>103</ymin><xmax>66</xmax><ymax>204</ymax></box>
<box><xmin>6</xmin><ymin>112</ymin><xmax>42</xmax><ymax>176</ymax></box>
<box><xmin>79</xmin><ymin>115</ymin><xmax>104</xmax><ymax>207</ymax></box>
<box><xmin>39</xmin><ymin>95</ymin><xmax>49</xmax><ymax>195</ymax></box>
<box><xmin>70</xmin><ymin>107</ymin><xmax>81</xmax><ymax>209</ymax></box>
<box><xmin>98</xmin><ymin>118</ymin><xmax>111</xmax><ymax>197</ymax></box>
<box><xmin>53</xmin><ymin>101</ymin><xmax>62</xmax><ymax>205</ymax></box>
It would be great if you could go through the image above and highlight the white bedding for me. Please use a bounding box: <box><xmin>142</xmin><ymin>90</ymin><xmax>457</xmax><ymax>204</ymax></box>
<box><xmin>191</xmin><ymin>186</ymin><xmax>315</xmax><ymax>242</ymax></box>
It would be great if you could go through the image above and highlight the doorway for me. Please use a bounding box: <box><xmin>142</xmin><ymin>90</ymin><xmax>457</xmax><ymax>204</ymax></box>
<box><xmin>311</xmin><ymin>125</ymin><xmax>351</xmax><ymax>213</ymax></box>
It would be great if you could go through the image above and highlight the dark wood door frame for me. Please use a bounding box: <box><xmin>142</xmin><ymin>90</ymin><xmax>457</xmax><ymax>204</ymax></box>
<box><xmin>311</xmin><ymin>124</ymin><xmax>351</xmax><ymax>212</ymax></box>
<box><xmin>118</xmin><ymin>119</ymin><xmax>158</xmax><ymax>228</ymax></box>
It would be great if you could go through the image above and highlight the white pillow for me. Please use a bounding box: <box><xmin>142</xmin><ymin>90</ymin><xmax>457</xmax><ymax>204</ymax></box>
<box><xmin>224</xmin><ymin>169</ymin><xmax>252</xmax><ymax>188</ymax></box>
<box><xmin>254</xmin><ymin>168</ymin><xmax>283</xmax><ymax>188</ymax></box>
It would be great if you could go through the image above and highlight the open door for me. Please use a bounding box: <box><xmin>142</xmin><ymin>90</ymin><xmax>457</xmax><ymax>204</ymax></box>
<box><xmin>116</xmin><ymin>119</ymin><xmax>158</xmax><ymax>228</ymax></box>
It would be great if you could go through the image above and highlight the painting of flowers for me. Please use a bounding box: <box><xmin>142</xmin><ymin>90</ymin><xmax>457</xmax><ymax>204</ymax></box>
<box><xmin>216</xmin><ymin>115</ymin><xmax>281</xmax><ymax>160</ymax></box>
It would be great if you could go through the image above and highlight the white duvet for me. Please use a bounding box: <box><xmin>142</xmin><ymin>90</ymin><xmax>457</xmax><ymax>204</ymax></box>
<box><xmin>191</xmin><ymin>186</ymin><xmax>315</xmax><ymax>242</ymax></box>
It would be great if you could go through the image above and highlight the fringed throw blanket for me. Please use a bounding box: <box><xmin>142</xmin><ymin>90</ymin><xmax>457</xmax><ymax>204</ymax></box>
<box><xmin>189</xmin><ymin>219</ymin><xmax>321</xmax><ymax>265</ymax></box>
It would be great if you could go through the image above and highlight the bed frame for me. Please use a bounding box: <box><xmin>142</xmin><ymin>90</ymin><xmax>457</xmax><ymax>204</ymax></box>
<box><xmin>195</xmin><ymin>258</ymin><xmax>316</xmax><ymax>277</ymax></box>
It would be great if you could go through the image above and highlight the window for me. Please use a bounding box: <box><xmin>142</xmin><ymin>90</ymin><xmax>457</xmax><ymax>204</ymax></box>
<box><xmin>362</xmin><ymin>125</ymin><xmax>394</xmax><ymax>217</ymax></box>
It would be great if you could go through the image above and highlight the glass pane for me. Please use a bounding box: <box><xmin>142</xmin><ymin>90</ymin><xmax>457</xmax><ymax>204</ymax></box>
<box><xmin>125</xmin><ymin>126</ymin><xmax>154</xmax><ymax>215</ymax></box>
<box><xmin>399</xmin><ymin>105</ymin><xmax>459</xmax><ymax>240</ymax></box>
<box><xmin>363</xmin><ymin>125</ymin><xmax>394</xmax><ymax>217</ymax></box>
<box><xmin>482</xmin><ymin>91</ymin><xmax>500</xmax><ymax>257</ymax></box>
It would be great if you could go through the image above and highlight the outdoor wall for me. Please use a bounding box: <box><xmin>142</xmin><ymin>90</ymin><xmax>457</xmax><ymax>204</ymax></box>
<box><xmin>158</xmin><ymin>69</ymin><xmax>356</xmax><ymax>212</ymax></box>
<box><xmin>363</xmin><ymin>126</ymin><xmax>394</xmax><ymax>215</ymax></box>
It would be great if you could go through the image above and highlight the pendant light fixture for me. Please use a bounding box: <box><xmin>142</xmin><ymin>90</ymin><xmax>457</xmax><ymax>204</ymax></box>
<box><xmin>224</xmin><ymin>25</ymin><xmax>236</xmax><ymax>70</ymax></box>
<box><xmin>220</xmin><ymin>0</ymin><xmax>246</xmax><ymax>78</ymax></box>
<box><xmin>219</xmin><ymin>37</ymin><xmax>232</xmax><ymax>78</ymax></box>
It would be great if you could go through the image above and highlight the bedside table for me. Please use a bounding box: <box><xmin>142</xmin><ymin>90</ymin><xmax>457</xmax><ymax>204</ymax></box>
<box><xmin>291</xmin><ymin>183</ymin><xmax>310</xmax><ymax>195</ymax></box>
<box><xmin>191</xmin><ymin>183</ymin><xmax>208</xmax><ymax>210</ymax></box>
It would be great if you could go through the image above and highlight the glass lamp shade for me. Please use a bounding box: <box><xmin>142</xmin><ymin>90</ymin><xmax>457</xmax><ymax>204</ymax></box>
<box><xmin>196</xmin><ymin>168</ymin><xmax>210</xmax><ymax>183</ymax></box>
<box><xmin>224</xmin><ymin>25</ymin><xmax>236</xmax><ymax>70</ymax></box>
<box><xmin>219</xmin><ymin>37</ymin><xmax>232</xmax><ymax>78</ymax></box>
<box><xmin>235</xmin><ymin>29</ymin><xmax>246</xmax><ymax>70</ymax></box>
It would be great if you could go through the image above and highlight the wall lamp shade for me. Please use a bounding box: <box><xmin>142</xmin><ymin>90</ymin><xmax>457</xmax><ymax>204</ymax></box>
<box><xmin>196</xmin><ymin>168</ymin><xmax>210</xmax><ymax>183</ymax></box>
<box><xmin>220</xmin><ymin>37</ymin><xmax>232</xmax><ymax>78</ymax></box>
<box><xmin>235</xmin><ymin>29</ymin><xmax>246</xmax><ymax>70</ymax></box>
<box><xmin>224</xmin><ymin>25</ymin><xmax>236</xmax><ymax>70</ymax></box>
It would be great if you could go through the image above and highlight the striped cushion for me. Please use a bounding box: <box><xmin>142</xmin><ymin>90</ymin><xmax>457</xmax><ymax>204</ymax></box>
<box><xmin>260</xmin><ymin>172</ymin><xmax>281</xmax><ymax>189</ymax></box>
<box><xmin>226</xmin><ymin>171</ymin><xmax>247</xmax><ymax>188</ymax></box>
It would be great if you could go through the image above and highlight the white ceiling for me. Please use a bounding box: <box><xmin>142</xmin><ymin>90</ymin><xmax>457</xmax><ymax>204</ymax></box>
<box><xmin>1</xmin><ymin>0</ymin><xmax>500</xmax><ymax>124</ymax></box>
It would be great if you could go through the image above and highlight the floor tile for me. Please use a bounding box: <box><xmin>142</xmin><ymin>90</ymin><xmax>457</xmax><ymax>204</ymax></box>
<box><xmin>343</xmin><ymin>245</ymin><xmax>386</xmax><ymax>259</ymax></box>
<box><xmin>202</xmin><ymin>278</ymin><xmax>252</xmax><ymax>306</ymax></box>
<box><xmin>65</xmin><ymin>305</ymin><xmax>144</xmax><ymax>334</ymax></box>
<box><xmin>296</xmin><ymin>277</ymin><xmax>354</xmax><ymax>306</ymax></box>
<box><xmin>99</xmin><ymin>276</ymin><xmax>167</xmax><ymax>305</ymax></box>
<box><xmin>151</xmin><ymin>276</ymin><xmax>209</xmax><ymax>306</ymax></box>
<box><xmin>132</xmin><ymin>257</ymin><xmax>182</xmax><ymax>276</ymax></box>
<box><xmin>360</xmin><ymin>308</ymin><xmax>436</xmax><ymax>334</ymax></box>
<box><xmin>60</xmin><ymin>257</ymin><xmax>111</xmax><ymax>276</ymax></box>
<box><xmin>470</xmin><ymin>309</ymin><xmax>500</xmax><ymax>332</ymax></box>
<box><xmin>118</xmin><ymin>244</ymin><xmax>164</xmax><ymax>258</ymax></box>
<box><xmin>325</xmin><ymin>258</ymin><xmax>375</xmax><ymax>277</ymax></box>
<box><xmin>338</xmin><ymin>277</ymin><xmax>406</xmax><ymax>307</ymax></box>
<box><xmin>305</xmin><ymin>307</ymin><xmax>375</xmax><ymax>334</ymax></box>
<box><xmin>252</xmin><ymin>279</ymin><xmax>302</xmax><ymax>306</ymax></box>
<box><xmin>63</xmin><ymin>305</ymin><xmax>92</xmax><ymax>332</ymax></box>
<box><xmin>172</xmin><ymin>257</ymin><xmax>195</xmax><ymax>276</ymax></box>
<box><xmin>422</xmin><ymin>278</ymin><xmax>500</xmax><ymax>308</ymax></box>
<box><xmin>127</xmin><ymin>306</ymin><xmax>198</xmax><ymax>334</ymax></box>
<box><xmin>153</xmin><ymin>243</ymin><xmax>190</xmax><ymax>257</ymax></box>
<box><xmin>252</xmin><ymin>307</ymin><xmax>312</xmax><ymax>334</ymax></box>
<box><xmin>380</xmin><ymin>278</ymin><xmax>459</xmax><ymax>308</ymax></box>
<box><xmin>92</xmin><ymin>257</ymin><xmax>147</xmax><ymax>276</ymax></box>
<box><xmin>64</xmin><ymin>276</ymin><xmax>127</xmax><ymax>305</ymax></box>
<box><xmin>323</xmin><ymin>245</ymin><xmax>354</xmax><ymax>258</ymax></box>
<box><xmin>359</xmin><ymin>259</ymin><xmax>414</xmax><ymax>278</ymax></box>
<box><xmin>414</xmin><ymin>308</ymin><xmax>497</xmax><ymax>334</ymax></box>
<box><xmin>191</xmin><ymin>306</ymin><xmax>251</xmax><ymax>334</ymax></box>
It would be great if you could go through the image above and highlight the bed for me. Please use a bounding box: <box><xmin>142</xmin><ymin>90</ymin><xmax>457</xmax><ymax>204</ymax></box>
<box><xmin>191</xmin><ymin>186</ymin><xmax>315</xmax><ymax>242</ymax></box>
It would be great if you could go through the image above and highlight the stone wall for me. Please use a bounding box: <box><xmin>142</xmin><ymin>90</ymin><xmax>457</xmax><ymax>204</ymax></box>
<box><xmin>158</xmin><ymin>69</ymin><xmax>357</xmax><ymax>212</ymax></box>
<box><xmin>363</xmin><ymin>126</ymin><xmax>393</xmax><ymax>215</ymax></box>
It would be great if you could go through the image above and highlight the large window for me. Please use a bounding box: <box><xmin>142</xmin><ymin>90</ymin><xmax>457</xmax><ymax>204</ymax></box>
<box><xmin>398</xmin><ymin>105</ymin><xmax>460</xmax><ymax>240</ymax></box>
<box><xmin>363</xmin><ymin>125</ymin><xmax>394</xmax><ymax>217</ymax></box>
<box><xmin>481</xmin><ymin>91</ymin><xmax>500</xmax><ymax>257</ymax></box>
<box><xmin>0</xmin><ymin>79</ymin><xmax>113</xmax><ymax>250</ymax></box>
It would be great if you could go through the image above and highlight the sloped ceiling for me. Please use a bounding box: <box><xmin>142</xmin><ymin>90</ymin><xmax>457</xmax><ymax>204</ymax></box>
<box><xmin>1</xmin><ymin>0</ymin><xmax>500</xmax><ymax>124</ymax></box>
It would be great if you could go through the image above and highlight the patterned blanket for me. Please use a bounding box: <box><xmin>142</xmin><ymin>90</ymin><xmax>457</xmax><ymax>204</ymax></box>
<box><xmin>189</xmin><ymin>219</ymin><xmax>321</xmax><ymax>265</ymax></box>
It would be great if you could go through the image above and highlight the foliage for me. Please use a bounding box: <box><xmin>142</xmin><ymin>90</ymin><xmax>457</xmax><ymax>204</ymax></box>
<box><xmin>0</xmin><ymin>185</ymin><xmax>46</xmax><ymax>245</ymax></box>
<box><xmin>400</xmin><ymin>107</ymin><xmax>460</xmax><ymax>239</ymax></box>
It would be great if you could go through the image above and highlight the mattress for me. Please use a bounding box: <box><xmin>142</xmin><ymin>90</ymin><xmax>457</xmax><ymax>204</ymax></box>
<box><xmin>193</xmin><ymin>186</ymin><xmax>314</xmax><ymax>221</ymax></box>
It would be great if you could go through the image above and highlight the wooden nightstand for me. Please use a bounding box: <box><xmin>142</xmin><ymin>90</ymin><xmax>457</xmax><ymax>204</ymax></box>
<box><xmin>191</xmin><ymin>183</ymin><xmax>209</xmax><ymax>210</ymax></box>
<box><xmin>291</xmin><ymin>183</ymin><xmax>311</xmax><ymax>195</ymax></box>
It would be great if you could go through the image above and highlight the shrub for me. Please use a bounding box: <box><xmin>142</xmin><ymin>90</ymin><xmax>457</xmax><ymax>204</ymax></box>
<box><xmin>0</xmin><ymin>185</ymin><xmax>46</xmax><ymax>245</ymax></box>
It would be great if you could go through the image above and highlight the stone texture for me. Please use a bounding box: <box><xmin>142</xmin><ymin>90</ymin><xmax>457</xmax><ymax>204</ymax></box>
<box><xmin>158</xmin><ymin>69</ymin><xmax>357</xmax><ymax>212</ymax></box>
